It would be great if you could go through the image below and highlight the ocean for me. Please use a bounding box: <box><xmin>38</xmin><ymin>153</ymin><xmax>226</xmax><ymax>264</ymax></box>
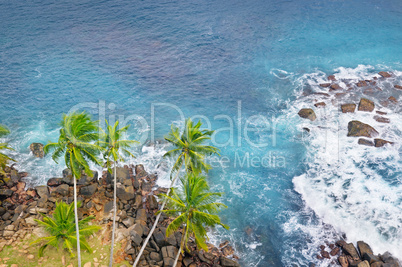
<box><xmin>0</xmin><ymin>0</ymin><xmax>401</xmax><ymax>266</ymax></box>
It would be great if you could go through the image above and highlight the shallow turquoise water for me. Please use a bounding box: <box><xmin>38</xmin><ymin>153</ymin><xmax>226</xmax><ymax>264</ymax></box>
<box><xmin>1</xmin><ymin>0</ymin><xmax>401</xmax><ymax>266</ymax></box>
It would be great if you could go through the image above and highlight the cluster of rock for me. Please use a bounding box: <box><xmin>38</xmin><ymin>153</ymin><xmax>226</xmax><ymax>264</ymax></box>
<box><xmin>298</xmin><ymin>71</ymin><xmax>399</xmax><ymax>147</ymax></box>
<box><xmin>316</xmin><ymin>239</ymin><xmax>400</xmax><ymax>267</ymax></box>
<box><xmin>0</xmin><ymin>162</ymin><xmax>240</xmax><ymax>267</ymax></box>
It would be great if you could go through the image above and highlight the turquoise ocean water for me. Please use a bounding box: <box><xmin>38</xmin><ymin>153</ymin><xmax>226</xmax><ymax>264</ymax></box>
<box><xmin>1</xmin><ymin>0</ymin><xmax>401</xmax><ymax>266</ymax></box>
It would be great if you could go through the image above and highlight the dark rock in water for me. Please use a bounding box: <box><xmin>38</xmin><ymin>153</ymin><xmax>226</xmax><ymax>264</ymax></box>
<box><xmin>358</xmin><ymin>139</ymin><xmax>374</xmax><ymax>147</ymax></box>
<box><xmin>341</xmin><ymin>103</ymin><xmax>356</xmax><ymax>113</ymax></box>
<box><xmin>321</xmin><ymin>250</ymin><xmax>330</xmax><ymax>259</ymax></box>
<box><xmin>358</xmin><ymin>98</ymin><xmax>375</xmax><ymax>112</ymax></box>
<box><xmin>330</xmin><ymin>84</ymin><xmax>342</xmax><ymax>90</ymax></box>
<box><xmin>357</xmin><ymin>241</ymin><xmax>373</xmax><ymax>258</ymax></box>
<box><xmin>376</xmin><ymin>110</ymin><xmax>387</xmax><ymax>115</ymax></box>
<box><xmin>328</xmin><ymin>75</ymin><xmax>336</xmax><ymax>81</ymax></box>
<box><xmin>314</xmin><ymin>102</ymin><xmax>326</xmax><ymax>107</ymax></box>
<box><xmin>303</xmin><ymin>127</ymin><xmax>310</xmax><ymax>132</ymax></box>
<box><xmin>347</xmin><ymin>121</ymin><xmax>379</xmax><ymax>137</ymax></box>
<box><xmin>394</xmin><ymin>84</ymin><xmax>402</xmax><ymax>90</ymax></box>
<box><xmin>29</xmin><ymin>143</ymin><xmax>44</xmax><ymax>158</ymax></box>
<box><xmin>47</xmin><ymin>178</ymin><xmax>63</xmax><ymax>187</ymax></box>
<box><xmin>388</xmin><ymin>96</ymin><xmax>398</xmax><ymax>104</ymax></box>
<box><xmin>373</xmin><ymin>116</ymin><xmax>390</xmax><ymax>123</ymax></box>
<box><xmin>330</xmin><ymin>247</ymin><xmax>340</xmax><ymax>256</ymax></box>
<box><xmin>356</xmin><ymin>80</ymin><xmax>368</xmax><ymax>87</ymax></box>
<box><xmin>362</xmin><ymin>253</ymin><xmax>381</xmax><ymax>264</ymax></box>
<box><xmin>378</xmin><ymin>71</ymin><xmax>391</xmax><ymax>78</ymax></box>
<box><xmin>319</xmin><ymin>83</ymin><xmax>331</xmax><ymax>88</ymax></box>
<box><xmin>35</xmin><ymin>185</ymin><xmax>49</xmax><ymax>198</ymax></box>
<box><xmin>135</xmin><ymin>164</ymin><xmax>148</xmax><ymax>179</ymax></box>
<box><xmin>55</xmin><ymin>184</ymin><xmax>70</xmax><ymax>196</ymax></box>
<box><xmin>342</xmin><ymin>243</ymin><xmax>360</xmax><ymax>260</ymax></box>
<box><xmin>79</xmin><ymin>184</ymin><xmax>97</xmax><ymax>197</ymax></box>
<box><xmin>380</xmin><ymin>252</ymin><xmax>400</xmax><ymax>266</ymax></box>
<box><xmin>220</xmin><ymin>256</ymin><xmax>240</xmax><ymax>267</ymax></box>
<box><xmin>374</xmin><ymin>139</ymin><xmax>394</xmax><ymax>147</ymax></box>
<box><xmin>116</xmin><ymin>184</ymin><xmax>135</xmax><ymax>201</ymax></box>
<box><xmin>298</xmin><ymin>108</ymin><xmax>316</xmax><ymax>121</ymax></box>
<box><xmin>0</xmin><ymin>189</ymin><xmax>14</xmax><ymax>198</ymax></box>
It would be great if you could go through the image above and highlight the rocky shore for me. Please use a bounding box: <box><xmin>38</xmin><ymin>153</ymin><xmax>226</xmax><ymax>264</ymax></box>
<box><xmin>297</xmin><ymin>70</ymin><xmax>401</xmax><ymax>267</ymax></box>
<box><xmin>0</xmin><ymin>163</ymin><xmax>240</xmax><ymax>267</ymax></box>
<box><xmin>315</xmin><ymin>240</ymin><xmax>400</xmax><ymax>267</ymax></box>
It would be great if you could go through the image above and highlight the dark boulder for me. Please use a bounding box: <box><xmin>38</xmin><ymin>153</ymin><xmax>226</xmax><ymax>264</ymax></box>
<box><xmin>357</xmin><ymin>241</ymin><xmax>373</xmax><ymax>258</ymax></box>
<box><xmin>347</xmin><ymin>121</ymin><xmax>378</xmax><ymax>137</ymax></box>
<box><xmin>314</xmin><ymin>102</ymin><xmax>326</xmax><ymax>108</ymax></box>
<box><xmin>356</xmin><ymin>81</ymin><xmax>368</xmax><ymax>87</ymax></box>
<box><xmin>116</xmin><ymin>184</ymin><xmax>135</xmax><ymax>201</ymax></box>
<box><xmin>62</xmin><ymin>169</ymin><xmax>97</xmax><ymax>186</ymax></box>
<box><xmin>342</xmin><ymin>243</ymin><xmax>360</xmax><ymax>260</ymax></box>
<box><xmin>35</xmin><ymin>185</ymin><xmax>49</xmax><ymax>198</ymax></box>
<box><xmin>29</xmin><ymin>143</ymin><xmax>44</xmax><ymax>158</ymax></box>
<box><xmin>79</xmin><ymin>184</ymin><xmax>97</xmax><ymax>197</ymax></box>
<box><xmin>394</xmin><ymin>84</ymin><xmax>402</xmax><ymax>90</ymax></box>
<box><xmin>54</xmin><ymin>184</ymin><xmax>70</xmax><ymax>196</ymax></box>
<box><xmin>319</xmin><ymin>83</ymin><xmax>331</xmax><ymax>88</ymax></box>
<box><xmin>358</xmin><ymin>98</ymin><xmax>375</xmax><ymax>112</ymax></box>
<box><xmin>330</xmin><ymin>84</ymin><xmax>342</xmax><ymax>90</ymax></box>
<box><xmin>47</xmin><ymin>178</ymin><xmax>63</xmax><ymax>187</ymax></box>
<box><xmin>298</xmin><ymin>108</ymin><xmax>317</xmax><ymax>121</ymax></box>
<box><xmin>135</xmin><ymin>164</ymin><xmax>148</xmax><ymax>179</ymax></box>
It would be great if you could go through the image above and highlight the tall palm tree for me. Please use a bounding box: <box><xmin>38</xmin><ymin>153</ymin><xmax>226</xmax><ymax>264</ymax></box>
<box><xmin>0</xmin><ymin>124</ymin><xmax>15</xmax><ymax>176</ymax></box>
<box><xmin>159</xmin><ymin>173</ymin><xmax>229</xmax><ymax>267</ymax></box>
<box><xmin>97</xmin><ymin>120</ymin><xmax>138</xmax><ymax>267</ymax></box>
<box><xmin>44</xmin><ymin>112</ymin><xmax>102</xmax><ymax>267</ymax></box>
<box><xmin>133</xmin><ymin>118</ymin><xmax>219</xmax><ymax>267</ymax></box>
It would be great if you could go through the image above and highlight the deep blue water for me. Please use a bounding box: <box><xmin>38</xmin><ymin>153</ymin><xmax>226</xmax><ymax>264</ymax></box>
<box><xmin>1</xmin><ymin>0</ymin><xmax>402</xmax><ymax>266</ymax></box>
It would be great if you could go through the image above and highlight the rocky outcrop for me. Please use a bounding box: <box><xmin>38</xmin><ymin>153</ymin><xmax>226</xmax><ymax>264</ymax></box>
<box><xmin>378</xmin><ymin>71</ymin><xmax>391</xmax><ymax>78</ymax></box>
<box><xmin>29</xmin><ymin>143</ymin><xmax>44</xmax><ymax>158</ymax></box>
<box><xmin>298</xmin><ymin>109</ymin><xmax>317</xmax><ymax>121</ymax></box>
<box><xmin>347</xmin><ymin>121</ymin><xmax>378</xmax><ymax>138</ymax></box>
<box><xmin>358</xmin><ymin>98</ymin><xmax>375</xmax><ymax>112</ymax></box>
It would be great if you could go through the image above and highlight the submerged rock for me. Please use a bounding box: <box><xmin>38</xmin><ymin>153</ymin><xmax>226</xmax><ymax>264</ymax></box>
<box><xmin>358</xmin><ymin>139</ymin><xmax>374</xmax><ymax>147</ymax></box>
<box><xmin>378</xmin><ymin>71</ymin><xmax>391</xmax><ymax>78</ymax></box>
<box><xmin>298</xmin><ymin>108</ymin><xmax>316</xmax><ymax>121</ymax></box>
<box><xmin>373</xmin><ymin>115</ymin><xmax>390</xmax><ymax>123</ymax></box>
<box><xmin>29</xmin><ymin>143</ymin><xmax>44</xmax><ymax>158</ymax></box>
<box><xmin>358</xmin><ymin>98</ymin><xmax>375</xmax><ymax>112</ymax></box>
<box><xmin>347</xmin><ymin>121</ymin><xmax>378</xmax><ymax>137</ymax></box>
<box><xmin>394</xmin><ymin>84</ymin><xmax>402</xmax><ymax>90</ymax></box>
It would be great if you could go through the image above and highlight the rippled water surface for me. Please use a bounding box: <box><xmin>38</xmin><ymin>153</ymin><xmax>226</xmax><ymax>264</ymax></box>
<box><xmin>1</xmin><ymin>0</ymin><xmax>401</xmax><ymax>266</ymax></box>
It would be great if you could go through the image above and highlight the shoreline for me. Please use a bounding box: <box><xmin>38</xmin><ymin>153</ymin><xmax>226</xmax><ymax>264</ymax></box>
<box><xmin>0</xmin><ymin>164</ymin><xmax>240</xmax><ymax>267</ymax></box>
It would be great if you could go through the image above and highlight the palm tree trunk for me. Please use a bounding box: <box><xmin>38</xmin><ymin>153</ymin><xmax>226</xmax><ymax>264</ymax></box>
<box><xmin>73</xmin><ymin>176</ymin><xmax>81</xmax><ymax>267</ymax></box>
<box><xmin>173</xmin><ymin>227</ymin><xmax>186</xmax><ymax>267</ymax></box>
<box><xmin>132</xmin><ymin>161</ymin><xmax>184</xmax><ymax>267</ymax></box>
<box><xmin>109</xmin><ymin>162</ymin><xmax>117</xmax><ymax>267</ymax></box>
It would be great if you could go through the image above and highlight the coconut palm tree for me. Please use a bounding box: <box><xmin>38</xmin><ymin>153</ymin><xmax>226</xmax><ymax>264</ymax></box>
<box><xmin>44</xmin><ymin>111</ymin><xmax>103</xmax><ymax>267</ymax></box>
<box><xmin>97</xmin><ymin>120</ymin><xmax>138</xmax><ymax>267</ymax></box>
<box><xmin>0</xmin><ymin>124</ymin><xmax>15</xmax><ymax>176</ymax></box>
<box><xmin>31</xmin><ymin>200</ymin><xmax>101</xmax><ymax>257</ymax></box>
<box><xmin>133</xmin><ymin>118</ymin><xmax>219</xmax><ymax>267</ymax></box>
<box><xmin>159</xmin><ymin>173</ymin><xmax>229</xmax><ymax>267</ymax></box>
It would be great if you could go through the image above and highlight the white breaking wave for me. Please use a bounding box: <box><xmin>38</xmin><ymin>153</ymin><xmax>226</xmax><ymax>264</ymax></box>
<box><xmin>287</xmin><ymin>65</ymin><xmax>402</xmax><ymax>263</ymax></box>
